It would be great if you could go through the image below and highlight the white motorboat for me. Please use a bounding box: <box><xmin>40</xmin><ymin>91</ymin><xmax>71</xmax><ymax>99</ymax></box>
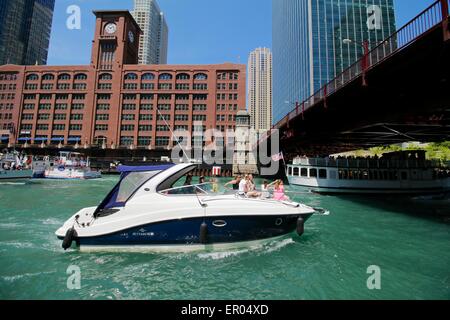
<box><xmin>45</xmin><ymin>151</ymin><xmax>101</xmax><ymax>180</ymax></box>
<box><xmin>56</xmin><ymin>163</ymin><xmax>322</xmax><ymax>252</ymax></box>
<box><xmin>0</xmin><ymin>152</ymin><xmax>33</xmax><ymax>181</ymax></box>
<box><xmin>287</xmin><ymin>150</ymin><xmax>450</xmax><ymax>195</ymax></box>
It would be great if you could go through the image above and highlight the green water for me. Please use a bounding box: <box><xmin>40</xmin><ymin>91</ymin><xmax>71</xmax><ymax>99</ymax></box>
<box><xmin>0</xmin><ymin>177</ymin><xmax>449</xmax><ymax>300</ymax></box>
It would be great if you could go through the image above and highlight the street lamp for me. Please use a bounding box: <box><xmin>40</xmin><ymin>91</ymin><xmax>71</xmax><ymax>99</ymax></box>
<box><xmin>343</xmin><ymin>38</ymin><xmax>370</xmax><ymax>86</ymax></box>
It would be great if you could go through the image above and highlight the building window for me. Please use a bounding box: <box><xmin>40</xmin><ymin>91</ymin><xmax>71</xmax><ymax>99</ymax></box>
<box><xmin>96</xmin><ymin>114</ymin><xmax>109</xmax><ymax>121</ymax></box>
<box><xmin>193</xmin><ymin>94</ymin><xmax>207</xmax><ymax>101</ymax></box>
<box><xmin>55</xmin><ymin>104</ymin><xmax>68</xmax><ymax>110</ymax></box>
<box><xmin>123</xmin><ymin>94</ymin><xmax>137</xmax><ymax>100</ymax></box>
<box><xmin>69</xmin><ymin>124</ymin><xmax>82</xmax><ymax>131</ymax></box>
<box><xmin>137</xmin><ymin>136</ymin><xmax>152</xmax><ymax>146</ymax></box>
<box><xmin>141</xmin><ymin>94</ymin><xmax>154</xmax><ymax>100</ymax></box>
<box><xmin>73</xmin><ymin>94</ymin><xmax>85</xmax><ymax>100</ymax></box>
<box><xmin>158</xmin><ymin>83</ymin><xmax>172</xmax><ymax>90</ymax></box>
<box><xmin>21</xmin><ymin>124</ymin><xmax>33</xmax><ymax>131</ymax></box>
<box><xmin>140</xmin><ymin>104</ymin><xmax>153</xmax><ymax>111</ymax></box>
<box><xmin>53</xmin><ymin>124</ymin><xmax>66</xmax><ymax>131</ymax></box>
<box><xmin>38</xmin><ymin>104</ymin><xmax>51</xmax><ymax>110</ymax></box>
<box><xmin>193</xmin><ymin>115</ymin><xmax>207</xmax><ymax>121</ymax></box>
<box><xmin>138</xmin><ymin>125</ymin><xmax>152</xmax><ymax>132</ymax></box>
<box><xmin>74</xmin><ymin>73</ymin><xmax>88</xmax><ymax>80</ymax></box>
<box><xmin>24</xmin><ymin>94</ymin><xmax>36</xmax><ymax>100</ymax></box>
<box><xmin>121</xmin><ymin>125</ymin><xmax>135</xmax><ymax>131</ymax></box>
<box><xmin>159</xmin><ymin>73</ymin><xmax>173</xmax><ymax>80</ymax></box>
<box><xmin>176</xmin><ymin>73</ymin><xmax>190</xmax><ymax>80</ymax></box>
<box><xmin>158</xmin><ymin>94</ymin><xmax>172</xmax><ymax>100</ymax></box>
<box><xmin>42</xmin><ymin>74</ymin><xmax>55</xmax><ymax>81</ymax></box>
<box><xmin>97</xmin><ymin>104</ymin><xmax>110</xmax><ymax>111</ymax></box>
<box><xmin>122</xmin><ymin>114</ymin><xmax>135</xmax><ymax>121</ymax></box>
<box><xmin>175</xmin><ymin>83</ymin><xmax>190</xmax><ymax>90</ymax></box>
<box><xmin>157</xmin><ymin>114</ymin><xmax>170</xmax><ymax>121</ymax></box>
<box><xmin>95</xmin><ymin>124</ymin><xmax>108</xmax><ymax>131</ymax></box>
<box><xmin>98</xmin><ymin>83</ymin><xmax>112</xmax><ymax>90</ymax></box>
<box><xmin>123</xmin><ymin>83</ymin><xmax>138</xmax><ymax>90</ymax></box>
<box><xmin>155</xmin><ymin>137</ymin><xmax>169</xmax><ymax>146</ymax></box>
<box><xmin>23</xmin><ymin>104</ymin><xmax>35</xmax><ymax>110</ymax></box>
<box><xmin>26</xmin><ymin>74</ymin><xmax>39</xmax><ymax>81</ymax></box>
<box><xmin>71</xmin><ymin>104</ymin><xmax>84</xmax><ymax>110</ymax></box>
<box><xmin>57</xmin><ymin>84</ymin><xmax>70</xmax><ymax>90</ymax></box>
<box><xmin>193</xmin><ymin>104</ymin><xmax>207</xmax><ymax>111</ymax></box>
<box><xmin>58</xmin><ymin>74</ymin><xmax>71</xmax><ymax>80</ymax></box>
<box><xmin>38</xmin><ymin>114</ymin><xmax>50</xmax><ymax>120</ymax></box>
<box><xmin>193</xmin><ymin>84</ymin><xmax>207</xmax><ymax>90</ymax></box>
<box><xmin>120</xmin><ymin>136</ymin><xmax>134</xmax><ymax>146</ymax></box>
<box><xmin>157</xmin><ymin>104</ymin><xmax>171</xmax><ymax>111</ymax></box>
<box><xmin>122</xmin><ymin>104</ymin><xmax>136</xmax><ymax>111</ymax></box>
<box><xmin>54</xmin><ymin>114</ymin><xmax>66</xmax><ymax>120</ymax></box>
<box><xmin>99</xmin><ymin>73</ymin><xmax>112</xmax><ymax>80</ymax></box>
<box><xmin>70</xmin><ymin>114</ymin><xmax>83</xmax><ymax>120</ymax></box>
<box><xmin>141</xmin><ymin>73</ymin><xmax>155</xmax><ymax>80</ymax></box>
<box><xmin>97</xmin><ymin>94</ymin><xmax>110</xmax><ymax>100</ymax></box>
<box><xmin>25</xmin><ymin>84</ymin><xmax>38</xmax><ymax>90</ymax></box>
<box><xmin>36</xmin><ymin>124</ymin><xmax>49</xmax><ymax>131</ymax></box>
<box><xmin>175</xmin><ymin>114</ymin><xmax>189</xmax><ymax>121</ymax></box>
<box><xmin>41</xmin><ymin>84</ymin><xmax>53</xmax><ymax>90</ymax></box>
<box><xmin>139</xmin><ymin>114</ymin><xmax>152</xmax><ymax>121</ymax></box>
<box><xmin>124</xmin><ymin>73</ymin><xmax>138</xmax><ymax>80</ymax></box>
<box><xmin>175</xmin><ymin>94</ymin><xmax>189</xmax><ymax>100</ymax></box>
<box><xmin>156</xmin><ymin>125</ymin><xmax>169</xmax><ymax>131</ymax></box>
<box><xmin>175</xmin><ymin>104</ymin><xmax>189</xmax><ymax>111</ymax></box>
<box><xmin>194</xmin><ymin>73</ymin><xmax>208</xmax><ymax>80</ymax></box>
<box><xmin>141</xmin><ymin>83</ymin><xmax>154</xmax><ymax>90</ymax></box>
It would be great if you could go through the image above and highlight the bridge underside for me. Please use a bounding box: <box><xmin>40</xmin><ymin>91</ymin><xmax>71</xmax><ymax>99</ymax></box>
<box><xmin>278</xmin><ymin>20</ymin><xmax>450</xmax><ymax>156</ymax></box>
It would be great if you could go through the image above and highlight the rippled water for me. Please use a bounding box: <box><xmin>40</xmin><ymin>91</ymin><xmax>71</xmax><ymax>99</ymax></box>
<box><xmin>0</xmin><ymin>177</ymin><xmax>449</xmax><ymax>300</ymax></box>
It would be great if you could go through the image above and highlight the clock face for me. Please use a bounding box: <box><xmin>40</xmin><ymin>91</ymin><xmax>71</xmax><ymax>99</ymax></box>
<box><xmin>104</xmin><ymin>23</ymin><xmax>117</xmax><ymax>34</ymax></box>
<box><xmin>128</xmin><ymin>31</ymin><xmax>135</xmax><ymax>43</ymax></box>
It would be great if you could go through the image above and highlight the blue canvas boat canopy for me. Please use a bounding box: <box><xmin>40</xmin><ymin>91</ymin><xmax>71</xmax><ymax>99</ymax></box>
<box><xmin>117</xmin><ymin>164</ymin><xmax>175</xmax><ymax>173</ymax></box>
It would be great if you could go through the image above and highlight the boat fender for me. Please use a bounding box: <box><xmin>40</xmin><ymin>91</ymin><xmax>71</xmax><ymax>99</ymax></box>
<box><xmin>62</xmin><ymin>227</ymin><xmax>78</xmax><ymax>250</ymax></box>
<box><xmin>199</xmin><ymin>222</ymin><xmax>208</xmax><ymax>244</ymax></box>
<box><xmin>296</xmin><ymin>217</ymin><xmax>305</xmax><ymax>236</ymax></box>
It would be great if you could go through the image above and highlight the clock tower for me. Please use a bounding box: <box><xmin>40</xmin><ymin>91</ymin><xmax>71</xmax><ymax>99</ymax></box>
<box><xmin>91</xmin><ymin>11</ymin><xmax>142</xmax><ymax>70</ymax></box>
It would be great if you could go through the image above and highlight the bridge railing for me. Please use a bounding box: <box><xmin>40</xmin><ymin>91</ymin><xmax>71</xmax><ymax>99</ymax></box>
<box><xmin>274</xmin><ymin>0</ymin><xmax>449</xmax><ymax>131</ymax></box>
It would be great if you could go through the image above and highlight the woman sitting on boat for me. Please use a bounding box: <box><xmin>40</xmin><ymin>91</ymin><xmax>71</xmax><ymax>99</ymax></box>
<box><xmin>273</xmin><ymin>180</ymin><xmax>290</xmax><ymax>201</ymax></box>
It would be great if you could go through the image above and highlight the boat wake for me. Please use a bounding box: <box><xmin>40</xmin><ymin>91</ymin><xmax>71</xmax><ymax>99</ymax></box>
<box><xmin>0</xmin><ymin>182</ymin><xmax>27</xmax><ymax>186</ymax></box>
<box><xmin>197</xmin><ymin>237</ymin><xmax>295</xmax><ymax>260</ymax></box>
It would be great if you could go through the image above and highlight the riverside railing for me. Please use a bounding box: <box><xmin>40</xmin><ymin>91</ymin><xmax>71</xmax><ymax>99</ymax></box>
<box><xmin>275</xmin><ymin>0</ymin><xmax>449</xmax><ymax>130</ymax></box>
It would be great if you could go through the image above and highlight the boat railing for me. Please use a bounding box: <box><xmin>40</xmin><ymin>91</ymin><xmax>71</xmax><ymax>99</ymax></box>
<box><xmin>291</xmin><ymin>158</ymin><xmax>443</xmax><ymax>169</ymax></box>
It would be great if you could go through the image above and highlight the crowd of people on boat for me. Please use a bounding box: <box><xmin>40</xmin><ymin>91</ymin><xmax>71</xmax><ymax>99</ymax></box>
<box><xmin>223</xmin><ymin>174</ymin><xmax>290</xmax><ymax>201</ymax></box>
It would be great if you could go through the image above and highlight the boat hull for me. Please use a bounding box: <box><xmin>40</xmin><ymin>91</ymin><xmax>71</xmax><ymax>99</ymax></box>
<box><xmin>45</xmin><ymin>169</ymin><xmax>101</xmax><ymax>180</ymax></box>
<box><xmin>0</xmin><ymin>170</ymin><xmax>33</xmax><ymax>181</ymax></box>
<box><xmin>59</xmin><ymin>214</ymin><xmax>313</xmax><ymax>252</ymax></box>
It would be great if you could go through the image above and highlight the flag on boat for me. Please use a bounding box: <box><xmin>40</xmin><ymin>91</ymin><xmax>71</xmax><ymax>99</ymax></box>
<box><xmin>271</xmin><ymin>152</ymin><xmax>284</xmax><ymax>162</ymax></box>
<box><xmin>212</xmin><ymin>166</ymin><xmax>221</xmax><ymax>176</ymax></box>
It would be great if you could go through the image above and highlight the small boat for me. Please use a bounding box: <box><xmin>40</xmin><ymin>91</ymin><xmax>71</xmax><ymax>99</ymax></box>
<box><xmin>287</xmin><ymin>150</ymin><xmax>450</xmax><ymax>195</ymax></box>
<box><xmin>0</xmin><ymin>152</ymin><xmax>33</xmax><ymax>181</ymax></box>
<box><xmin>56</xmin><ymin>163</ymin><xmax>322</xmax><ymax>252</ymax></box>
<box><xmin>45</xmin><ymin>151</ymin><xmax>101</xmax><ymax>180</ymax></box>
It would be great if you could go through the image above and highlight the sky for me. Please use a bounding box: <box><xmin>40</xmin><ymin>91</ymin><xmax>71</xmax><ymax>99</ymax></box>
<box><xmin>47</xmin><ymin>0</ymin><xmax>438</xmax><ymax>66</ymax></box>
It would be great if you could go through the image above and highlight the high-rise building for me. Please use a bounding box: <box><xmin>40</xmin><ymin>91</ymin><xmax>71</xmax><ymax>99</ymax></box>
<box><xmin>132</xmin><ymin>0</ymin><xmax>169</xmax><ymax>64</ymax></box>
<box><xmin>272</xmin><ymin>0</ymin><xmax>396</xmax><ymax>124</ymax></box>
<box><xmin>0</xmin><ymin>0</ymin><xmax>55</xmax><ymax>66</ymax></box>
<box><xmin>247</xmin><ymin>48</ymin><xmax>272</xmax><ymax>132</ymax></box>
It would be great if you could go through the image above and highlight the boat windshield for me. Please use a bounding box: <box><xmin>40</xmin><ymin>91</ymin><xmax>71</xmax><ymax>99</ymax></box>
<box><xmin>159</xmin><ymin>183</ymin><xmax>212</xmax><ymax>196</ymax></box>
<box><xmin>116</xmin><ymin>171</ymin><xmax>160</xmax><ymax>202</ymax></box>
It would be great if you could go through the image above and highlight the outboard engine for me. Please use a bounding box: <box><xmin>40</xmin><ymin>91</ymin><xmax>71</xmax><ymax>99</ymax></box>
<box><xmin>199</xmin><ymin>222</ymin><xmax>208</xmax><ymax>244</ymax></box>
<box><xmin>62</xmin><ymin>227</ymin><xmax>78</xmax><ymax>250</ymax></box>
<box><xmin>296</xmin><ymin>217</ymin><xmax>305</xmax><ymax>236</ymax></box>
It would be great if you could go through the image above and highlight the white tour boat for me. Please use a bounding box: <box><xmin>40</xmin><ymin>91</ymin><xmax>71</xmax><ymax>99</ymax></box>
<box><xmin>45</xmin><ymin>151</ymin><xmax>101</xmax><ymax>180</ymax></box>
<box><xmin>0</xmin><ymin>152</ymin><xmax>33</xmax><ymax>181</ymax></box>
<box><xmin>287</xmin><ymin>150</ymin><xmax>450</xmax><ymax>195</ymax></box>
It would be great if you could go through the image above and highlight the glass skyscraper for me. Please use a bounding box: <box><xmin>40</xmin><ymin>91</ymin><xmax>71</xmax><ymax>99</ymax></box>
<box><xmin>273</xmin><ymin>0</ymin><xmax>396</xmax><ymax>124</ymax></box>
<box><xmin>0</xmin><ymin>0</ymin><xmax>55</xmax><ymax>65</ymax></box>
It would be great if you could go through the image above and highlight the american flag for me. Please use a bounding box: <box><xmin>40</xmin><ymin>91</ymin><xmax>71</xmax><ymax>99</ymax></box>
<box><xmin>271</xmin><ymin>152</ymin><xmax>284</xmax><ymax>162</ymax></box>
<box><xmin>212</xmin><ymin>166</ymin><xmax>221</xmax><ymax>176</ymax></box>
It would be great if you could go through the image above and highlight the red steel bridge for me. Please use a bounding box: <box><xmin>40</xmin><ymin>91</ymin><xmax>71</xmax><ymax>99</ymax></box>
<box><xmin>263</xmin><ymin>0</ymin><xmax>450</xmax><ymax>157</ymax></box>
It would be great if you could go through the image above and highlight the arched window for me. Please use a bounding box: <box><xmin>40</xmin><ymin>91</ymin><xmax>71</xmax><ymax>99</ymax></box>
<box><xmin>58</xmin><ymin>73</ymin><xmax>71</xmax><ymax>80</ymax></box>
<box><xmin>99</xmin><ymin>73</ymin><xmax>113</xmax><ymax>80</ymax></box>
<box><xmin>176</xmin><ymin>73</ymin><xmax>190</xmax><ymax>80</ymax></box>
<box><xmin>141</xmin><ymin>73</ymin><xmax>155</xmax><ymax>80</ymax></box>
<box><xmin>26</xmin><ymin>74</ymin><xmax>39</xmax><ymax>81</ymax></box>
<box><xmin>42</xmin><ymin>74</ymin><xmax>55</xmax><ymax>81</ymax></box>
<box><xmin>74</xmin><ymin>73</ymin><xmax>88</xmax><ymax>80</ymax></box>
<box><xmin>194</xmin><ymin>73</ymin><xmax>208</xmax><ymax>80</ymax></box>
<box><xmin>159</xmin><ymin>73</ymin><xmax>173</xmax><ymax>80</ymax></box>
<box><xmin>124</xmin><ymin>73</ymin><xmax>138</xmax><ymax>80</ymax></box>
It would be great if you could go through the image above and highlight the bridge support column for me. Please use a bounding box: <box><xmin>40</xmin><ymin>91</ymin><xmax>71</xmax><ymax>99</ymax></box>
<box><xmin>442</xmin><ymin>0</ymin><xmax>450</xmax><ymax>41</ymax></box>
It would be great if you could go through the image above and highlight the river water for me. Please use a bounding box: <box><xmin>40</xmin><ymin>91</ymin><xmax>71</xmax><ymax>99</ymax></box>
<box><xmin>0</xmin><ymin>177</ymin><xmax>449</xmax><ymax>299</ymax></box>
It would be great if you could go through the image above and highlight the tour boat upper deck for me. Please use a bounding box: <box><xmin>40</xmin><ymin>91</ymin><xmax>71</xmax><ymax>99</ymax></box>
<box><xmin>287</xmin><ymin>151</ymin><xmax>450</xmax><ymax>195</ymax></box>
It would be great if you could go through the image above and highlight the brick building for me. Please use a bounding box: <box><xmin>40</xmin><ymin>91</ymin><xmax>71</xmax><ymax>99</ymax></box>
<box><xmin>0</xmin><ymin>10</ymin><xmax>246</xmax><ymax>153</ymax></box>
